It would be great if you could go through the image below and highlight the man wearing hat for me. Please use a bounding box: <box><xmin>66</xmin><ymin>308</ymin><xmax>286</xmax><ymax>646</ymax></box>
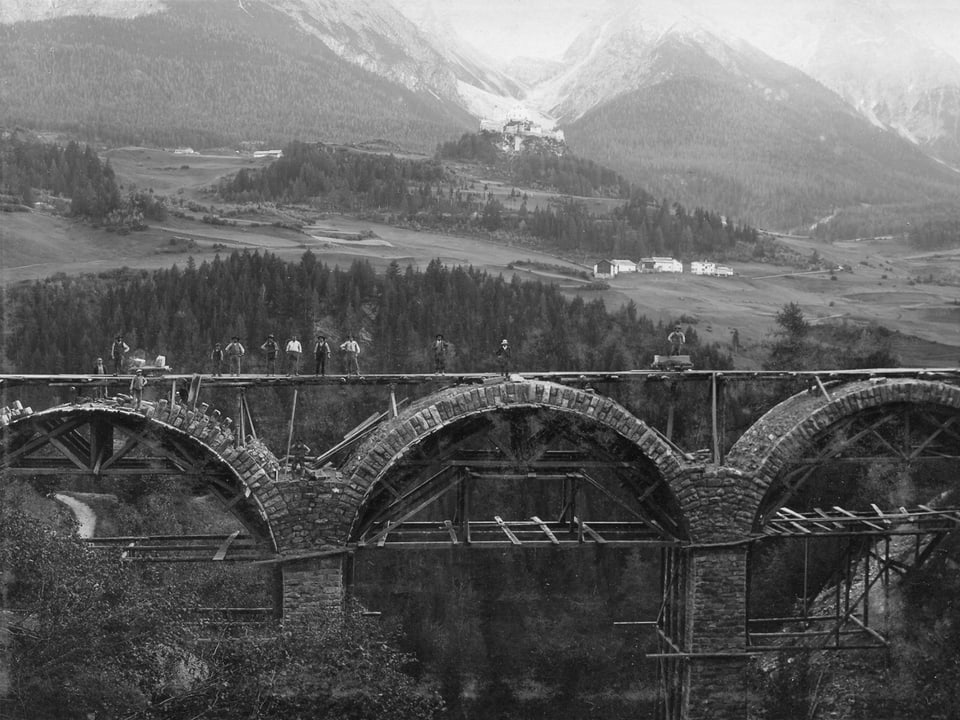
<box><xmin>210</xmin><ymin>342</ymin><xmax>224</xmax><ymax>376</ymax></box>
<box><xmin>225</xmin><ymin>336</ymin><xmax>245</xmax><ymax>376</ymax></box>
<box><xmin>93</xmin><ymin>356</ymin><xmax>108</xmax><ymax>399</ymax></box>
<box><xmin>314</xmin><ymin>335</ymin><xmax>331</xmax><ymax>376</ymax></box>
<box><xmin>111</xmin><ymin>334</ymin><xmax>129</xmax><ymax>376</ymax></box>
<box><xmin>495</xmin><ymin>338</ymin><xmax>511</xmax><ymax>378</ymax></box>
<box><xmin>260</xmin><ymin>334</ymin><xmax>279</xmax><ymax>375</ymax></box>
<box><xmin>129</xmin><ymin>368</ymin><xmax>147</xmax><ymax>410</ymax></box>
<box><xmin>668</xmin><ymin>325</ymin><xmax>686</xmax><ymax>356</ymax></box>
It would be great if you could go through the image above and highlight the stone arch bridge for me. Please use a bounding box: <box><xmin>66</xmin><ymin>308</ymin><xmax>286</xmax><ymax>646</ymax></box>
<box><xmin>3</xmin><ymin>368</ymin><xmax>960</xmax><ymax>720</ymax></box>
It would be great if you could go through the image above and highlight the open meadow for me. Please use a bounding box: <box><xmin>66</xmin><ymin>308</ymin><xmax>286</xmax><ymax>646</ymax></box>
<box><xmin>3</xmin><ymin>146</ymin><xmax>959</xmax><ymax>368</ymax></box>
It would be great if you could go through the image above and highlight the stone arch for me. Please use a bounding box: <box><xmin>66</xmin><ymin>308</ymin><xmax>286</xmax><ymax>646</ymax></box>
<box><xmin>0</xmin><ymin>399</ymin><xmax>283</xmax><ymax>552</ymax></box>
<box><xmin>329</xmin><ymin>380</ymin><xmax>692</xmax><ymax>545</ymax></box>
<box><xmin>724</xmin><ymin>378</ymin><xmax>960</xmax><ymax>531</ymax></box>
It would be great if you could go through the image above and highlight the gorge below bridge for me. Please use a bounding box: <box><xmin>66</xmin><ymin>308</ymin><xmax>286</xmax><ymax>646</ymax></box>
<box><xmin>3</xmin><ymin>366</ymin><xmax>960</xmax><ymax>720</ymax></box>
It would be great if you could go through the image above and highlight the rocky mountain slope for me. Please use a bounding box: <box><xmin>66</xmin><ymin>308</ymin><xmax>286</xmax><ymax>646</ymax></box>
<box><xmin>1</xmin><ymin>0</ymin><xmax>959</xmax><ymax>232</ymax></box>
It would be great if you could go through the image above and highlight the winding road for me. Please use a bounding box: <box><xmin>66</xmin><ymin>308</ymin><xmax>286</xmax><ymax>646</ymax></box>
<box><xmin>52</xmin><ymin>493</ymin><xmax>97</xmax><ymax>538</ymax></box>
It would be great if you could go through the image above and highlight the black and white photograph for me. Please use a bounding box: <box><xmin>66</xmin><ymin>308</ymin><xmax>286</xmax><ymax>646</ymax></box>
<box><xmin>2</xmin><ymin>1</ymin><xmax>960</xmax><ymax>718</ymax></box>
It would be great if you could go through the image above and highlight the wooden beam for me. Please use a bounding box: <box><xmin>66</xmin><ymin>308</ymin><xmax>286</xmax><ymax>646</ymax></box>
<box><xmin>832</xmin><ymin>505</ymin><xmax>886</xmax><ymax>532</ymax></box>
<box><xmin>494</xmin><ymin>516</ymin><xmax>522</xmax><ymax>545</ymax></box>
<box><xmin>98</xmin><ymin>424</ymin><xmax>155</xmax><ymax>471</ymax></box>
<box><xmin>1</xmin><ymin>416</ymin><xmax>87</xmax><ymax>467</ymax></box>
<box><xmin>212</xmin><ymin>530</ymin><xmax>242</xmax><ymax>561</ymax></box>
<box><xmin>443</xmin><ymin>519</ymin><xmax>459</xmax><ymax>545</ymax></box>
<box><xmin>363</xmin><ymin>466</ymin><xmax>460</xmax><ymax>529</ymax></box>
<box><xmin>46</xmin><ymin>431</ymin><xmax>92</xmax><ymax>471</ymax></box>
<box><xmin>575</xmin><ymin>517</ymin><xmax>607</xmax><ymax>544</ymax></box>
<box><xmin>530</xmin><ymin>515</ymin><xmax>560</xmax><ymax>545</ymax></box>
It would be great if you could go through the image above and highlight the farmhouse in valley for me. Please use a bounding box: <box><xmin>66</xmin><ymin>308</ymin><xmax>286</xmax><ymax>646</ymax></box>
<box><xmin>593</xmin><ymin>260</ymin><xmax>616</xmax><ymax>278</ymax></box>
<box><xmin>593</xmin><ymin>259</ymin><xmax>639</xmax><ymax>277</ymax></box>
<box><xmin>639</xmin><ymin>257</ymin><xmax>683</xmax><ymax>273</ymax></box>
<box><xmin>592</xmin><ymin>257</ymin><xmax>736</xmax><ymax>279</ymax></box>
<box><xmin>691</xmin><ymin>260</ymin><xmax>734</xmax><ymax>277</ymax></box>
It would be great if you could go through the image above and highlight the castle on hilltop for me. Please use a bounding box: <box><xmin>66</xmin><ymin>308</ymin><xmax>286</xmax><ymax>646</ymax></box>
<box><xmin>479</xmin><ymin>109</ymin><xmax>565</xmax><ymax>153</ymax></box>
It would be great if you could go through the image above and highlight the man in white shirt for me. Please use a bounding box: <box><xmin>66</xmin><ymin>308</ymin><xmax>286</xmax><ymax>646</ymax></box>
<box><xmin>285</xmin><ymin>335</ymin><xmax>302</xmax><ymax>375</ymax></box>
<box><xmin>340</xmin><ymin>335</ymin><xmax>361</xmax><ymax>376</ymax></box>
<box><xmin>224</xmin><ymin>336</ymin><xmax>245</xmax><ymax>376</ymax></box>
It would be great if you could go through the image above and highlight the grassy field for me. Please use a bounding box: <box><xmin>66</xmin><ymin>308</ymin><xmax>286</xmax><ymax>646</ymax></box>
<box><xmin>3</xmin><ymin>145</ymin><xmax>959</xmax><ymax>368</ymax></box>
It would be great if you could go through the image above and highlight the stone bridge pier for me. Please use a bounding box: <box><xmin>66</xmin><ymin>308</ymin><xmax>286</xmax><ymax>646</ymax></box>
<box><xmin>672</xmin><ymin>465</ymin><xmax>757</xmax><ymax>719</ymax></box>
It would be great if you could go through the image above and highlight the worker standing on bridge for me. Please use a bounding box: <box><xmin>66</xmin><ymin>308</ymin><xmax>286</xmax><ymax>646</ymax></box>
<box><xmin>340</xmin><ymin>335</ymin><xmax>361</xmax><ymax>376</ymax></box>
<box><xmin>129</xmin><ymin>368</ymin><xmax>146</xmax><ymax>410</ymax></box>
<box><xmin>111</xmin><ymin>335</ymin><xmax>129</xmax><ymax>375</ymax></box>
<box><xmin>314</xmin><ymin>335</ymin><xmax>331</xmax><ymax>376</ymax></box>
<box><xmin>225</xmin><ymin>336</ymin><xmax>245</xmax><ymax>376</ymax></box>
<box><xmin>496</xmin><ymin>338</ymin><xmax>511</xmax><ymax>378</ymax></box>
<box><xmin>433</xmin><ymin>334</ymin><xmax>449</xmax><ymax>374</ymax></box>
<box><xmin>260</xmin><ymin>334</ymin><xmax>279</xmax><ymax>375</ymax></box>
<box><xmin>210</xmin><ymin>343</ymin><xmax>224</xmax><ymax>376</ymax></box>
<box><xmin>93</xmin><ymin>357</ymin><xmax>107</xmax><ymax>399</ymax></box>
<box><xmin>668</xmin><ymin>325</ymin><xmax>686</xmax><ymax>356</ymax></box>
<box><xmin>285</xmin><ymin>335</ymin><xmax>303</xmax><ymax>375</ymax></box>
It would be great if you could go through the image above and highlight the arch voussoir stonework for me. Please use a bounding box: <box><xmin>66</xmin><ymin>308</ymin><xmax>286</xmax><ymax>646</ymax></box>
<box><xmin>321</xmin><ymin>380</ymin><xmax>691</xmax><ymax>546</ymax></box>
<box><xmin>725</xmin><ymin>378</ymin><xmax>960</xmax><ymax>531</ymax></box>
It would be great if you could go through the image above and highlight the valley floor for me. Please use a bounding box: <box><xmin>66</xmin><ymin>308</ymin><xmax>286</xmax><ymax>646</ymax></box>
<box><xmin>3</xmin><ymin>146</ymin><xmax>959</xmax><ymax>369</ymax></box>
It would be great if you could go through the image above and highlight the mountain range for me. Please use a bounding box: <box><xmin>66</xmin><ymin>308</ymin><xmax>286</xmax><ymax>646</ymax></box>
<box><xmin>1</xmin><ymin>0</ymin><xmax>959</xmax><ymax>233</ymax></box>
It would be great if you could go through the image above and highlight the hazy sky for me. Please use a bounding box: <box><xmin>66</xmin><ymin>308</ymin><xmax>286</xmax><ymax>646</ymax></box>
<box><xmin>393</xmin><ymin>0</ymin><xmax>960</xmax><ymax>64</ymax></box>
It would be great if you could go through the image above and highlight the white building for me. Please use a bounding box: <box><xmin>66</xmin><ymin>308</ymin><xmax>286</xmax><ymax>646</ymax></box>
<box><xmin>611</xmin><ymin>259</ymin><xmax>637</xmax><ymax>273</ymax></box>
<box><xmin>691</xmin><ymin>261</ymin><xmax>734</xmax><ymax>277</ymax></box>
<box><xmin>639</xmin><ymin>257</ymin><xmax>683</xmax><ymax>273</ymax></box>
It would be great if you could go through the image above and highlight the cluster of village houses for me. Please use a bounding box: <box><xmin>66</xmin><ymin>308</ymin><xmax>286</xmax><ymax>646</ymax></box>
<box><xmin>173</xmin><ymin>147</ymin><xmax>284</xmax><ymax>159</ymax></box>
<box><xmin>592</xmin><ymin>257</ymin><xmax>735</xmax><ymax>278</ymax></box>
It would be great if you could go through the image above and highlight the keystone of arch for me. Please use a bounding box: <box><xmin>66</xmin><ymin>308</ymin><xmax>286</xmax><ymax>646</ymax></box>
<box><xmin>1</xmin><ymin>401</ymin><xmax>284</xmax><ymax>552</ymax></box>
<box><xmin>330</xmin><ymin>380</ymin><xmax>690</xmax><ymax>545</ymax></box>
<box><xmin>724</xmin><ymin>378</ymin><xmax>960</xmax><ymax>531</ymax></box>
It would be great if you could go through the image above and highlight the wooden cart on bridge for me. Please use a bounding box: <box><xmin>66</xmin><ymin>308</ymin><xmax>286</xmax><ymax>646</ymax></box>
<box><xmin>651</xmin><ymin>354</ymin><xmax>693</xmax><ymax>371</ymax></box>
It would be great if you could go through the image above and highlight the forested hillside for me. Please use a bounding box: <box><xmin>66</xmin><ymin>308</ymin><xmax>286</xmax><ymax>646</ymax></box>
<box><xmin>1</xmin><ymin>252</ymin><xmax>730</xmax><ymax>380</ymax></box>
<box><xmin>0</xmin><ymin>4</ymin><xmax>471</xmax><ymax>151</ymax></box>
<box><xmin>217</xmin><ymin>139</ymin><xmax>759</xmax><ymax>260</ymax></box>
<box><xmin>0</xmin><ymin>134</ymin><xmax>119</xmax><ymax>216</ymax></box>
<box><xmin>437</xmin><ymin>131</ymin><xmax>634</xmax><ymax>198</ymax></box>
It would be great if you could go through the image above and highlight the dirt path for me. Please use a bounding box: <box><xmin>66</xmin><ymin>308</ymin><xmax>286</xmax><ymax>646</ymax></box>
<box><xmin>52</xmin><ymin>493</ymin><xmax>97</xmax><ymax>538</ymax></box>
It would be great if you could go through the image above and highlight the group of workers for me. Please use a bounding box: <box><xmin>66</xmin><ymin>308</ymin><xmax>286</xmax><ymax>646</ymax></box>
<box><xmin>89</xmin><ymin>328</ymin><xmax>686</xmax><ymax>480</ymax></box>
<box><xmin>98</xmin><ymin>326</ymin><xmax>687</xmax><ymax>390</ymax></box>
<box><xmin>208</xmin><ymin>334</ymin><xmax>361</xmax><ymax>377</ymax></box>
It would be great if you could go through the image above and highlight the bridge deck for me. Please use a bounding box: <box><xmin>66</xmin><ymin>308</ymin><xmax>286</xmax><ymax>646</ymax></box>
<box><xmin>1</xmin><ymin>367</ymin><xmax>958</xmax><ymax>388</ymax></box>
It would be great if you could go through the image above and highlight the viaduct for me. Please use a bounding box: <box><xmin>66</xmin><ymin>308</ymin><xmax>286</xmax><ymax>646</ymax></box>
<box><xmin>3</xmin><ymin>367</ymin><xmax>960</xmax><ymax>719</ymax></box>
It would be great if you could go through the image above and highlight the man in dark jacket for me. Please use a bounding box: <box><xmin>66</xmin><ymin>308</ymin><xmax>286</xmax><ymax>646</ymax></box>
<box><xmin>260</xmin><ymin>334</ymin><xmax>279</xmax><ymax>375</ymax></box>
<box><xmin>496</xmin><ymin>339</ymin><xmax>510</xmax><ymax>378</ymax></box>
<box><xmin>314</xmin><ymin>335</ymin><xmax>331</xmax><ymax>376</ymax></box>
<box><xmin>111</xmin><ymin>335</ymin><xmax>129</xmax><ymax>375</ymax></box>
